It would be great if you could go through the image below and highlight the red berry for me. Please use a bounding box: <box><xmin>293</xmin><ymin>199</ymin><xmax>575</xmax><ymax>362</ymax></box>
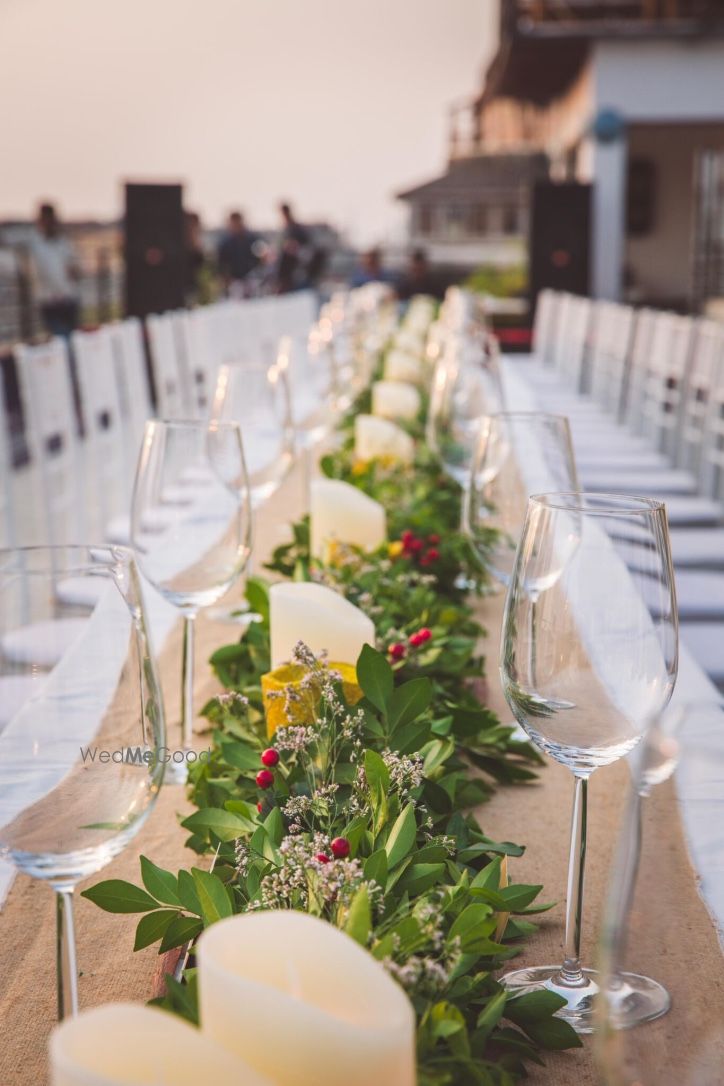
<box><xmin>261</xmin><ymin>748</ymin><xmax>280</xmax><ymax>767</ymax></box>
<box><xmin>417</xmin><ymin>627</ymin><xmax>432</xmax><ymax>643</ymax></box>
<box><xmin>330</xmin><ymin>837</ymin><xmax>350</xmax><ymax>859</ymax></box>
<box><xmin>315</xmin><ymin>853</ymin><xmax>331</xmax><ymax>864</ymax></box>
<box><xmin>257</xmin><ymin>802</ymin><xmax>263</xmax><ymax>813</ymax></box>
<box><xmin>419</xmin><ymin>555</ymin><xmax>431</xmax><ymax>567</ymax></box>
<box><xmin>426</xmin><ymin>548</ymin><xmax>440</xmax><ymax>561</ymax></box>
<box><xmin>401</xmin><ymin>529</ymin><xmax>415</xmax><ymax>545</ymax></box>
<box><xmin>409</xmin><ymin>538</ymin><xmax>424</xmax><ymax>554</ymax></box>
<box><xmin>427</xmin><ymin>534</ymin><xmax>440</xmax><ymax>545</ymax></box>
<box><xmin>389</xmin><ymin>642</ymin><xmax>406</xmax><ymax>661</ymax></box>
<box><xmin>256</xmin><ymin>769</ymin><xmax>274</xmax><ymax>790</ymax></box>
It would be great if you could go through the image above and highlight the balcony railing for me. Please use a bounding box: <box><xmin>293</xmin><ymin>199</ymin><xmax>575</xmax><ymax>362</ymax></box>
<box><xmin>513</xmin><ymin>0</ymin><xmax>724</xmax><ymax>31</ymax></box>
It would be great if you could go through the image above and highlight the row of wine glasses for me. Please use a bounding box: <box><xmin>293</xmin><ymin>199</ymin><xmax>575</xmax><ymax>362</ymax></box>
<box><xmin>427</xmin><ymin>339</ymin><xmax>681</xmax><ymax>1036</ymax></box>
<box><xmin>0</xmin><ymin>302</ymin><xmax>366</xmax><ymax>1022</ymax></box>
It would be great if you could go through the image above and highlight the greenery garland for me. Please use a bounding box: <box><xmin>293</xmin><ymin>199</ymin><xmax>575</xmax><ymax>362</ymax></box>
<box><xmin>83</xmin><ymin>347</ymin><xmax>581</xmax><ymax>1084</ymax></box>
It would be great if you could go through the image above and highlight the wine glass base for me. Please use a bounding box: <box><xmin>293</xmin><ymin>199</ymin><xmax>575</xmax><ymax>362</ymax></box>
<box><xmin>501</xmin><ymin>966</ymin><xmax>671</xmax><ymax>1034</ymax></box>
<box><xmin>501</xmin><ymin>965</ymin><xmax>601</xmax><ymax>1034</ymax></box>
<box><xmin>605</xmin><ymin>972</ymin><xmax>671</xmax><ymax>1030</ymax></box>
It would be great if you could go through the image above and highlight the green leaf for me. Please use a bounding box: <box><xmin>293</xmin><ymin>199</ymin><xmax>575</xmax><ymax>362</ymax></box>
<box><xmin>499</xmin><ymin>883</ymin><xmax>544</xmax><ymax>912</ymax></box>
<box><xmin>219</xmin><ymin>741</ymin><xmax>262</xmax><ymax>772</ymax></box>
<box><xmin>505</xmin><ymin>990</ymin><xmax>583</xmax><ymax>1050</ymax></box>
<box><xmin>140</xmin><ymin>856</ymin><xmax>181</xmax><ymax>907</ymax></box>
<box><xmin>395</xmin><ymin>862</ymin><xmax>446</xmax><ymax>897</ymax></box>
<box><xmin>177</xmin><ymin>869</ymin><xmax>202</xmax><ymax>915</ymax></box>
<box><xmin>356</xmin><ymin>644</ymin><xmax>393</xmax><ymax>714</ymax></box>
<box><xmin>384</xmin><ymin>802</ymin><xmax>417</xmax><ymax>868</ymax></box>
<box><xmin>181</xmin><ymin>807</ymin><xmax>256</xmax><ymax>842</ymax></box>
<box><xmin>387</xmin><ymin>677</ymin><xmax>433</xmax><ymax>731</ymax></box>
<box><xmin>80</xmin><ymin>880</ymin><xmax>159</xmax><ymax>914</ymax></box>
<box><xmin>449</xmin><ymin>903</ymin><xmax>494</xmax><ymax>949</ymax></box>
<box><xmin>364</xmin><ymin>749</ymin><xmax>391</xmax><ymax>795</ymax></box>
<box><xmin>245</xmin><ymin>577</ymin><xmax>270</xmax><ymax>625</ymax></box>
<box><xmin>471</xmin><ymin>857</ymin><xmax>503</xmax><ymax>891</ymax></box>
<box><xmin>476</xmin><ymin>988</ymin><xmax>508</xmax><ymax>1040</ymax></box>
<box><xmin>160</xmin><ymin>972</ymin><xmax>199</xmax><ymax>1026</ymax></box>
<box><xmin>344</xmin><ymin>885</ymin><xmax>371</xmax><ymax>947</ymax></box>
<box><xmin>159</xmin><ymin>914</ymin><xmax>204</xmax><ymax>954</ymax></box>
<box><xmin>191</xmin><ymin>868</ymin><xmax>233</xmax><ymax>926</ymax></box>
<box><xmin>364</xmin><ymin>849</ymin><xmax>388</xmax><ymax>888</ymax></box>
<box><xmin>263</xmin><ymin>806</ymin><xmax>284</xmax><ymax>847</ymax></box>
<box><xmin>133</xmin><ymin>909</ymin><xmax>178</xmax><ymax>951</ymax></box>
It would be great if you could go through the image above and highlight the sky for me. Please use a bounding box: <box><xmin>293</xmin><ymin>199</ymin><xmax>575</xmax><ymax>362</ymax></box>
<box><xmin>0</xmin><ymin>0</ymin><xmax>497</xmax><ymax>244</ymax></box>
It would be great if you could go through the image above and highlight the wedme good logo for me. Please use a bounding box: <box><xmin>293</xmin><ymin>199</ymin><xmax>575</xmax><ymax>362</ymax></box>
<box><xmin>80</xmin><ymin>746</ymin><xmax>211</xmax><ymax>766</ymax></box>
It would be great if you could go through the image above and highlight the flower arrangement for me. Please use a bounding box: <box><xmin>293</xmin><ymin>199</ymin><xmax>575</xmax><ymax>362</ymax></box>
<box><xmin>82</xmin><ymin>319</ymin><xmax>581</xmax><ymax>1082</ymax></box>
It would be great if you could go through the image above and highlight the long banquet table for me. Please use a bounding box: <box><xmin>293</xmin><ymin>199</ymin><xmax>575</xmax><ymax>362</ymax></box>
<box><xmin>2</xmin><ymin>361</ymin><xmax>724</xmax><ymax>1084</ymax></box>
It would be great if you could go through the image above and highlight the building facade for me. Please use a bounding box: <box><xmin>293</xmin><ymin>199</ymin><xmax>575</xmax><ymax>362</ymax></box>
<box><xmin>476</xmin><ymin>0</ymin><xmax>724</xmax><ymax>310</ymax></box>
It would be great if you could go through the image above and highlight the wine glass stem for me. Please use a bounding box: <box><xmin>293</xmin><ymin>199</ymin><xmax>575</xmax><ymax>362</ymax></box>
<box><xmin>56</xmin><ymin>889</ymin><xmax>79</xmax><ymax>1020</ymax></box>
<box><xmin>561</xmin><ymin>775</ymin><xmax>588</xmax><ymax>986</ymax></box>
<box><xmin>181</xmin><ymin>614</ymin><xmax>196</xmax><ymax>751</ymax></box>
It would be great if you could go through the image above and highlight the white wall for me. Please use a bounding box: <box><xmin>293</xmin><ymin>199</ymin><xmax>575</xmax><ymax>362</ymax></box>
<box><xmin>590</xmin><ymin>39</ymin><xmax>724</xmax><ymax>299</ymax></box>
<box><xmin>626</xmin><ymin>123</ymin><xmax>724</xmax><ymax>304</ymax></box>
<box><xmin>593</xmin><ymin>40</ymin><xmax>724</xmax><ymax>123</ymax></box>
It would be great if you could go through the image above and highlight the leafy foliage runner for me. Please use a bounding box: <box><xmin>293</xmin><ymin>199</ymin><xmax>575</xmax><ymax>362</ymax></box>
<box><xmin>83</xmin><ymin>383</ymin><xmax>581</xmax><ymax>1084</ymax></box>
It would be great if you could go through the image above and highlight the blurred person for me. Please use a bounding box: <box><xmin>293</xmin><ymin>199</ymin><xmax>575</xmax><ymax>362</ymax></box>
<box><xmin>184</xmin><ymin>210</ymin><xmax>206</xmax><ymax>304</ymax></box>
<box><xmin>397</xmin><ymin>248</ymin><xmax>441</xmax><ymax>301</ymax></box>
<box><xmin>29</xmin><ymin>202</ymin><xmax>81</xmax><ymax>337</ymax></box>
<box><xmin>350</xmin><ymin>247</ymin><xmax>391</xmax><ymax>288</ymax></box>
<box><xmin>276</xmin><ymin>201</ymin><xmax>312</xmax><ymax>293</ymax></box>
<box><xmin>217</xmin><ymin>211</ymin><xmax>259</xmax><ymax>295</ymax></box>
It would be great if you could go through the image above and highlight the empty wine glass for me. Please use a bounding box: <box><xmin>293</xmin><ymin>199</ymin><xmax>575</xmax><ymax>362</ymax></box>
<box><xmin>211</xmin><ymin>359</ymin><xmax>295</xmax><ymax>508</ymax></box>
<box><xmin>427</xmin><ymin>337</ymin><xmax>505</xmax><ymax>489</ymax></box>
<box><xmin>466</xmin><ymin>412</ymin><xmax>578</xmax><ymax>589</ymax></box>
<box><xmin>131</xmin><ymin>419</ymin><xmax>252</xmax><ymax>783</ymax></box>
<box><xmin>596</xmin><ymin>700</ymin><xmax>724</xmax><ymax>1082</ymax></box>
<box><xmin>0</xmin><ymin>545</ymin><xmax>165</xmax><ymax>1019</ymax></box>
<box><xmin>499</xmin><ymin>493</ymin><xmax>678</xmax><ymax>1032</ymax></box>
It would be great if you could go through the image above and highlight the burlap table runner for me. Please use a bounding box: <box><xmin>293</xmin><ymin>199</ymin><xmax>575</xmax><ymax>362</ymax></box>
<box><xmin>1</xmin><ymin>458</ymin><xmax>722</xmax><ymax>1084</ymax></box>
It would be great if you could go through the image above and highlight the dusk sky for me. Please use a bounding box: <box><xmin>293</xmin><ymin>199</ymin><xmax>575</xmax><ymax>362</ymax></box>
<box><xmin>0</xmin><ymin>0</ymin><xmax>497</xmax><ymax>243</ymax></box>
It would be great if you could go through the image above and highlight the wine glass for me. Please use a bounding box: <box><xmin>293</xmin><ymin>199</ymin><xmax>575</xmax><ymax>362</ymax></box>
<box><xmin>211</xmin><ymin>359</ymin><xmax>295</xmax><ymax>509</ymax></box>
<box><xmin>0</xmin><ymin>544</ymin><xmax>165</xmax><ymax>1019</ymax></box>
<box><xmin>426</xmin><ymin>336</ymin><xmax>505</xmax><ymax>489</ymax></box>
<box><xmin>131</xmin><ymin>419</ymin><xmax>252</xmax><ymax>783</ymax></box>
<box><xmin>466</xmin><ymin>412</ymin><xmax>579</xmax><ymax>589</ymax></box>
<box><xmin>596</xmin><ymin>700</ymin><xmax>724</xmax><ymax>1082</ymax></box>
<box><xmin>499</xmin><ymin>493</ymin><xmax>678</xmax><ymax>1032</ymax></box>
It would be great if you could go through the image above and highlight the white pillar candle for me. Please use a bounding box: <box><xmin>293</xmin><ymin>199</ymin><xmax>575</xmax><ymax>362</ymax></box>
<box><xmin>384</xmin><ymin>349</ymin><xmax>423</xmax><ymax>386</ymax></box>
<box><xmin>394</xmin><ymin>328</ymin><xmax>426</xmax><ymax>354</ymax></box>
<box><xmin>354</xmin><ymin>415</ymin><xmax>414</xmax><ymax>464</ymax></box>
<box><xmin>310</xmin><ymin>479</ymin><xmax>386</xmax><ymax>560</ymax></box>
<box><xmin>50</xmin><ymin>1003</ymin><xmax>271</xmax><ymax>1086</ymax></box>
<box><xmin>270</xmin><ymin>581</ymin><xmax>375</xmax><ymax>668</ymax></box>
<box><xmin>198</xmin><ymin>912</ymin><xmax>416</xmax><ymax>1086</ymax></box>
<box><xmin>372</xmin><ymin>380</ymin><xmax>421</xmax><ymax>421</ymax></box>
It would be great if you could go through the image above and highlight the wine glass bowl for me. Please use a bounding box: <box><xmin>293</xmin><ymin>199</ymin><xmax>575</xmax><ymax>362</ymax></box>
<box><xmin>466</xmin><ymin>412</ymin><xmax>579</xmax><ymax>591</ymax></box>
<box><xmin>499</xmin><ymin>492</ymin><xmax>678</xmax><ymax>1031</ymax></box>
<box><xmin>132</xmin><ymin>419</ymin><xmax>252</xmax><ymax>782</ymax></box>
<box><xmin>210</xmin><ymin>361</ymin><xmax>294</xmax><ymax>509</ymax></box>
<box><xmin>0</xmin><ymin>545</ymin><xmax>165</xmax><ymax>1017</ymax></box>
<box><xmin>426</xmin><ymin>339</ymin><xmax>504</xmax><ymax>488</ymax></box>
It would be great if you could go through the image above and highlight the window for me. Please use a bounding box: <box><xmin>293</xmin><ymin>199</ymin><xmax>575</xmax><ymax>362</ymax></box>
<box><xmin>470</xmin><ymin>203</ymin><xmax>488</xmax><ymax>236</ymax></box>
<box><xmin>502</xmin><ymin>205</ymin><xmax>519</xmax><ymax>235</ymax></box>
<box><xmin>418</xmin><ymin>205</ymin><xmax>433</xmax><ymax>237</ymax></box>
